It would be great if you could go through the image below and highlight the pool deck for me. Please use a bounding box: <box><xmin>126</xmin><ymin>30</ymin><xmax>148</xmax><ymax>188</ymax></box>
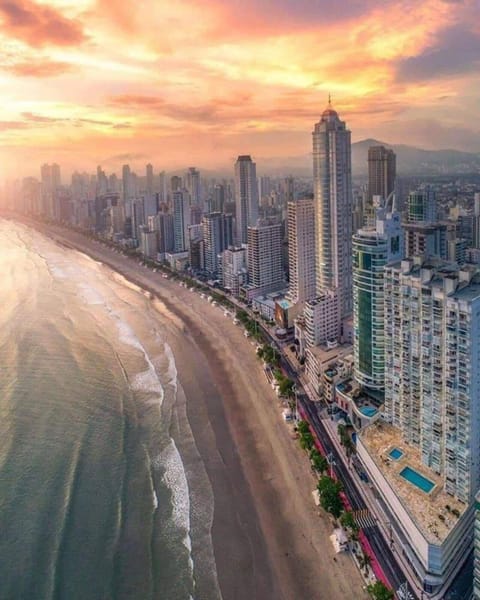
<box><xmin>360</xmin><ymin>421</ymin><xmax>467</xmax><ymax>544</ymax></box>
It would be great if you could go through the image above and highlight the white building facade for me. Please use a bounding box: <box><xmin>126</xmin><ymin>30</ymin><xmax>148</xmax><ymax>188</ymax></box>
<box><xmin>287</xmin><ymin>196</ymin><xmax>316</xmax><ymax>308</ymax></box>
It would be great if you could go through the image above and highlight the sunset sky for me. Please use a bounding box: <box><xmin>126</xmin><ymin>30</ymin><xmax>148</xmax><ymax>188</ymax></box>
<box><xmin>0</xmin><ymin>0</ymin><xmax>479</xmax><ymax>178</ymax></box>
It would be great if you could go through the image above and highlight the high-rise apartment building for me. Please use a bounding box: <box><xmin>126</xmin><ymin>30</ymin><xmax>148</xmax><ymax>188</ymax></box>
<box><xmin>357</xmin><ymin>258</ymin><xmax>480</xmax><ymax>595</ymax></box>
<box><xmin>235</xmin><ymin>155</ymin><xmax>258</xmax><ymax>245</ymax></box>
<box><xmin>202</xmin><ymin>212</ymin><xmax>234</xmax><ymax>277</ymax></box>
<box><xmin>211</xmin><ymin>184</ymin><xmax>225</xmax><ymax>213</ymax></box>
<box><xmin>384</xmin><ymin>259</ymin><xmax>480</xmax><ymax>503</ymax></box>
<box><xmin>287</xmin><ymin>197</ymin><xmax>316</xmax><ymax>307</ymax></box>
<box><xmin>407</xmin><ymin>186</ymin><xmax>437</xmax><ymax>224</ymax></box>
<box><xmin>367</xmin><ymin>146</ymin><xmax>396</xmax><ymax>204</ymax></box>
<box><xmin>245</xmin><ymin>222</ymin><xmax>283</xmax><ymax>297</ymax></box>
<box><xmin>403</xmin><ymin>187</ymin><xmax>455</xmax><ymax>260</ymax></box>
<box><xmin>353</xmin><ymin>205</ymin><xmax>403</xmax><ymax>390</ymax></box>
<box><xmin>173</xmin><ymin>190</ymin><xmax>190</xmax><ymax>253</ymax></box>
<box><xmin>312</xmin><ymin>102</ymin><xmax>353</xmax><ymax>320</ymax></box>
<box><xmin>186</xmin><ymin>167</ymin><xmax>200</xmax><ymax>206</ymax></box>
<box><xmin>221</xmin><ymin>247</ymin><xmax>248</xmax><ymax>296</ymax></box>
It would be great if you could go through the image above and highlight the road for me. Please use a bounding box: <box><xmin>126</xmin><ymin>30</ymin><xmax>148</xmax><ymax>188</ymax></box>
<box><xmin>299</xmin><ymin>397</ymin><xmax>413</xmax><ymax>597</ymax></box>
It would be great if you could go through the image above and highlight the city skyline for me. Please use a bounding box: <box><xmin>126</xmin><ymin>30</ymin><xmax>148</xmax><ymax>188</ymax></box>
<box><xmin>0</xmin><ymin>0</ymin><xmax>479</xmax><ymax>179</ymax></box>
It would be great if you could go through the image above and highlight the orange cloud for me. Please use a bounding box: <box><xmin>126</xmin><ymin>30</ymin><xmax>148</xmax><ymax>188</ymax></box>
<box><xmin>0</xmin><ymin>0</ymin><xmax>479</xmax><ymax>179</ymax></box>
<box><xmin>0</xmin><ymin>0</ymin><xmax>86</xmax><ymax>47</ymax></box>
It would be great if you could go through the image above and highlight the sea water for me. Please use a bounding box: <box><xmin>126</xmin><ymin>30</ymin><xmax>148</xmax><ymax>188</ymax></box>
<box><xmin>0</xmin><ymin>220</ymin><xmax>220</xmax><ymax>600</ymax></box>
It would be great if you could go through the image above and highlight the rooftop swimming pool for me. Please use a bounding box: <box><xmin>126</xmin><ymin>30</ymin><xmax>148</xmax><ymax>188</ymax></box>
<box><xmin>400</xmin><ymin>466</ymin><xmax>435</xmax><ymax>493</ymax></box>
<box><xmin>359</xmin><ymin>406</ymin><xmax>378</xmax><ymax>418</ymax></box>
<box><xmin>389</xmin><ymin>448</ymin><xmax>403</xmax><ymax>460</ymax></box>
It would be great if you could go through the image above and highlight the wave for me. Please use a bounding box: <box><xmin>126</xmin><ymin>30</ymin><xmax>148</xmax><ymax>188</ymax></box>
<box><xmin>158</xmin><ymin>439</ymin><xmax>194</xmax><ymax>575</ymax></box>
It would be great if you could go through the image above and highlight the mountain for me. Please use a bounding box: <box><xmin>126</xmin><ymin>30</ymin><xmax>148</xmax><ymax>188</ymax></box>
<box><xmin>352</xmin><ymin>139</ymin><xmax>480</xmax><ymax>177</ymax></box>
<box><xmin>252</xmin><ymin>140</ymin><xmax>480</xmax><ymax>178</ymax></box>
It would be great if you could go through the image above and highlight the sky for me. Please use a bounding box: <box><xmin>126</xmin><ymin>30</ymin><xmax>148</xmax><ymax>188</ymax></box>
<box><xmin>0</xmin><ymin>0</ymin><xmax>479</xmax><ymax>178</ymax></box>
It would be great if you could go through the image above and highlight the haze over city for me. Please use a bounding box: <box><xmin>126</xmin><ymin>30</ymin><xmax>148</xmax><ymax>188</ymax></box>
<box><xmin>1</xmin><ymin>0</ymin><xmax>480</xmax><ymax>177</ymax></box>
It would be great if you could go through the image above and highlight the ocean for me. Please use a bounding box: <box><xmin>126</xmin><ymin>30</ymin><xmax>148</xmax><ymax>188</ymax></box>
<box><xmin>0</xmin><ymin>220</ymin><xmax>220</xmax><ymax>600</ymax></box>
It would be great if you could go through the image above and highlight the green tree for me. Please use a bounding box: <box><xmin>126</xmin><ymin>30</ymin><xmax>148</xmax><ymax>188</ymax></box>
<box><xmin>311</xmin><ymin>452</ymin><xmax>328</xmax><ymax>475</ymax></box>
<box><xmin>317</xmin><ymin>476</ymin><xmax>343</xmax><ymax>519</ymax></box>
<box><xmin>366</xmin><ymin>581</ymin><xmax>394</xmax><ymax>600</ymax></box>
<box><xmin>340</xmin><ymin>511</ymin><xmax>358</xmax><ymax>533</ymax></box>
<box><xmin>299</xmin><ymin>432</ymin><xmax>315</xmax><ymax>451</ymax></box>
<box><xmin>297</xmin><ymin>420</ymin><xmax>310</xmax><ymax>435</ymax></box>
<box><xmin>278</xmin><ymin>377</ymin><xmax>295</xmax><ymax>398</ymax></box>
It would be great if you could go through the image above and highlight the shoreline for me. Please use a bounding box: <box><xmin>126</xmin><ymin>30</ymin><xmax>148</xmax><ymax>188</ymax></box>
<box><xmin>17</xmin><ymin>217</ymin><xmax>369</xmax><ymax>600</ymax></box>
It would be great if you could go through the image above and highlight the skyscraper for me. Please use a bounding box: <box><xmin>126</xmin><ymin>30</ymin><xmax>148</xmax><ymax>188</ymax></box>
<box><xmin>352</xmin><ymin>204</ymin><xmax>403</xmax><ymax>390</ymax></box>
<box><xmin>367</xmin><ymin>146</ymin><xmax>396</xmax><ymax>204</ymax></box>
<box><xmin>312</xmin><ymin>102</ymin><xmax>353</xmax><ymax>320</ymax></box>
<box><xmin>173</xmin><ymin>190</ymin><xmax>190</xmax><ymax>253</ymax></box>
<box><xmin>384</xmin><ymin>259</ymin><xmax>480</xmax><ymax>503</ymax></box>
<box><xmin>186</xmin><ymin>167</ymin><xmax>200</xmax><ymax>206</ymax></box>
<box><xmin>246</xmin><ymin>222</ymin><xmax>283</xmax><ymax>298</ymax></box>
<box><xmin>202</xmin><ymin>212</ymin><xmax>234</xmax><ymax>277</ymax></box>
<box><xmin>287</xmin><ymin>196</ymin><xmax>316</xmax><ymax>307</ymax></box>
<box><xmin>235</xmin><ymin>155</ymin><xmax>258</xmax><ymax>245</ymax></box>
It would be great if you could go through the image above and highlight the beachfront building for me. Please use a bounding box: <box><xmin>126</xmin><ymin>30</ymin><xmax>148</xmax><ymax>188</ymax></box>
<box><xmin>384</xmin><ymin>258</ymin><xmax>480</xmax><ymax>503</ymax></box>
<box><xmin>352</xmin><ymin>205</ymin><xmax>403</xmax><ymax>390</ymax></box>
<box><xmin>139</xmin><ymin>225</ymin><xmax>158</xmax><ymax>259</ymax></box>
<box><xmin>243</xmin><ymin>222</ymin><xmax>284</xmax><ymax>300</ymax></box>
<box><xmin>202</xmin><ymin>212</ymin><xmax>234</xmax><ymax>277</ymax></box>
<box><xmin>235</xmin><ymin>155</ymin><xmax>258</xmax><ymax>245</ymax></box>
<box><xmin>312</xmin><ymin>100</ymin><xmax>353</xmax><ymax>321</ymax></box>
<box><xmin>303</xmin><ymin>289</ymin><xmax>340</xmax><ymax>349</ymax></box>
<box><xmin>286</xmin><ymin>196</ymin><xmax>316</xmax><ymax>309</ymax></box>
<box><xmin>358</xmin><ymin>258</ymin><xmax>480</xmax><ymax>594</ymax></box>
<box><xmin>221</xmin><ymin>246</ymin><xmax>248</xmax><ymax>297</ymax></box>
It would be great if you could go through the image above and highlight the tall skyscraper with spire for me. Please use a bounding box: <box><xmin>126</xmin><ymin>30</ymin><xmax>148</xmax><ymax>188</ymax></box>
<box><xmin>312</xmin><ymin>100</ymin><xmax>353</xmax><ymax>320</ymax></box>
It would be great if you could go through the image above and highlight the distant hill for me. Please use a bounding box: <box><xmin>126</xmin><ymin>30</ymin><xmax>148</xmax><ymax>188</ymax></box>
<box><xmin>352</xmin><ymin>139</ymin><xmax>480</xmax><ymax>177</ymax></box>
<box><xmin>252</xmin><ymin>140</ymin><xmax>480</xmax><ymax>178</ymax></box>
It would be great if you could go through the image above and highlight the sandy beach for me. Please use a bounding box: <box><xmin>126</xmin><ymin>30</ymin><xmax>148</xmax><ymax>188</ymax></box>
<box><xmin>28</xmin><ymin>220</ymin><xmax>368</xmax><ymax>600</ymax></box>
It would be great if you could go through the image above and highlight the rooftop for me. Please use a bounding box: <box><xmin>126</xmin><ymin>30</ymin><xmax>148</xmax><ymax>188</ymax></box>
<box><xmin>360</xmin><ymin>421</ymin><xmax>467</xmax><ymax>543</ymax></box>
<box><xmin>306</xmin><ymin>343</ymin><xmax>352</xmax><ymax>368</ymax></box>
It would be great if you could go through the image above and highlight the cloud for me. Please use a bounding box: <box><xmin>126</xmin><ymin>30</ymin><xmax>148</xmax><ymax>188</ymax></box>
<box><xmin>0</xmin><ymin>120</ymin><xmax>29</xmax><ymax>130</ymax></box>
<box><xmin>0</xmin><ymin>0</ymin><xmax>86</xmax><ymax>47</ymax></box>
<box><xmin>396</xmin><ymin>23</ymin><xmax>480</xmax><ymax>81</ymax></box>
<box><xmin>3</xmin><ymin>58</ymin><xmax>73</xmax><ymax>77</ymax></box>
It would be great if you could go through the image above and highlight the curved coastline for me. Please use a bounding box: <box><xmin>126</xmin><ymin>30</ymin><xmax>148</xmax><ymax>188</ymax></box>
<box><xmin>17</xmin><ymin>218</ymin><xmax>369</xmax><ymax>600</ymax></box>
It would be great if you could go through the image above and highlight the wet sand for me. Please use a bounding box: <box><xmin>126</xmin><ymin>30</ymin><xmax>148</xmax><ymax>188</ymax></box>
<box><xmin>26</xmin><ymin>221</ymin><xmax>368</xmax><ymax>600</ymax></box>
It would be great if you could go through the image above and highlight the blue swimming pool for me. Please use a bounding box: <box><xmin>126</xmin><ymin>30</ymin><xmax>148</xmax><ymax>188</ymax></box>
<box><xmin>389</xmin><ymin>447</ymin><xmax>403</xmax><ymax>460</ymax></box>
<box><xmin>359</xmin><ymin>406</ymin><xmax>378</xmax><ymax>417</ymax></box>
<box><xmin>400</xmin><ymin>466</ymin><xmax>435</xmax><ymax>493</ymax></box>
